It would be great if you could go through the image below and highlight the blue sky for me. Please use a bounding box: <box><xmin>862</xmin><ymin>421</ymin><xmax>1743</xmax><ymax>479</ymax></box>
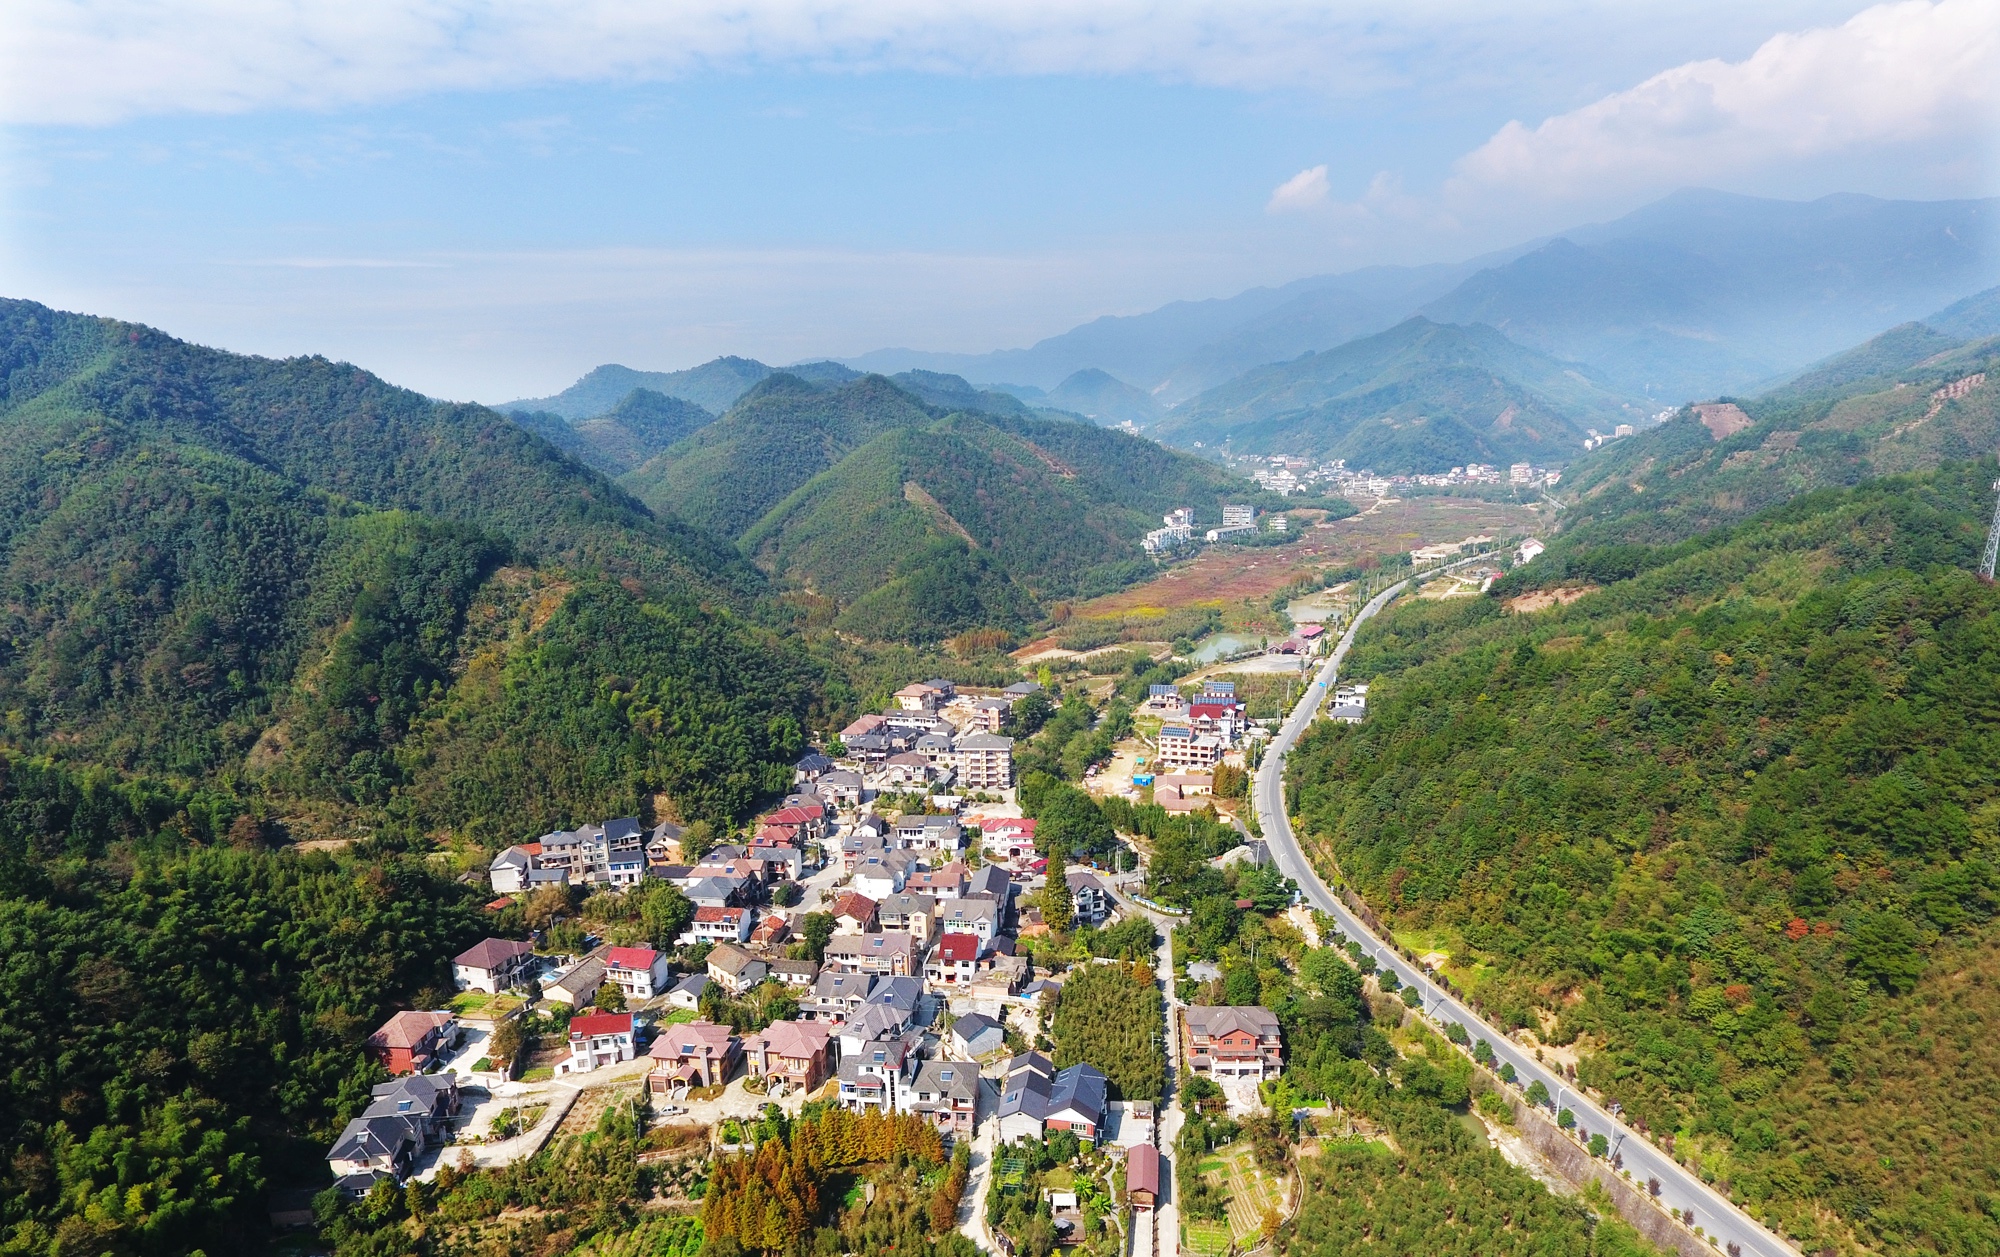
<box><xmin>2</xmin><ymin>0</ymin><xmax>1995</xmax><ymax>400</ymax></box>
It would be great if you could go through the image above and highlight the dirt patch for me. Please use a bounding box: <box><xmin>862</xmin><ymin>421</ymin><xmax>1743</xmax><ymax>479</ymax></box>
<box><xmin>1076</xmin><ymin>497</ymin><xmax>1546</xmax><ymax>620</ymax></box>
<box><xmin>904</xmin><ymin>481</ymin><xmax>978</xmax><ymax>546</ymax></box>
<box><xmin>1691</xmin><ymin>403</ymin><xmax>1751</xmax><ymax>441</ymax></box>
<box><xmin>1504</xmin><ymin>586</ymin><xmax>1596</xmax><ymax>614</ymax></box>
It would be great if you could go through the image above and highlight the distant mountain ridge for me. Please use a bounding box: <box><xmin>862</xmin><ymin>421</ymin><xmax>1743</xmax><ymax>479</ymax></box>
<box><xmin>1151</xmin><ymin>317</ymin><xmax>1644</xmax><ymax>472</ymax></box>
<box><xmin>851</xmin><ymin>190</ymin><xmax>2000</xmax><ymax>409</ymax></box>
<box><xmin>1548</xmin><ymin>288</ymin><xmax>2000</xmax><ymax>551</ymax></box>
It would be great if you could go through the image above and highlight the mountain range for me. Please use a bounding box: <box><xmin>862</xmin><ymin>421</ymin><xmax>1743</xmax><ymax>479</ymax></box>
<box><xmin>611</xmin><ymin>371</ymin><xmax>1249</xmax><ymax>640</ymax></box>
<box><xmin>1150</xmin><ymin>317</ymin><xmax>1645</xmax><ymax>471</ymax></box>
<box><xmin>1533</xmin><ymin>300</ymin><xmax>2000</xmax><ymax>557</ymax></box>
<box><xmin>0</xmin><ymin>297</ymin><xmax>813</xmax><ymax>832</ymax></box>
<box><xmin>855</xmin><ymin>190</ymin><xmax>2000</xmax><ymax>406</ymax></box>
<box><xmin>511</xmin><ymin>191</ymin><xmax>1999</xmax><ymax>477</ymax></box>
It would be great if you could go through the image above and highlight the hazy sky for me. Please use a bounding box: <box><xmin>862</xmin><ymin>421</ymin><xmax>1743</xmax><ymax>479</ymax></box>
<box><xmin>3</xmin><ymin>0</ymin><xmax>1995</xmax><ymax>400</ymax></box>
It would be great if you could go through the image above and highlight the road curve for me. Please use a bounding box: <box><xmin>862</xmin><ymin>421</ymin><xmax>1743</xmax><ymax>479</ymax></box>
<box><xmin>1253</xmin><ymin>560</ymin><xmax>1800</xmax><ymax>1257</ymax></box>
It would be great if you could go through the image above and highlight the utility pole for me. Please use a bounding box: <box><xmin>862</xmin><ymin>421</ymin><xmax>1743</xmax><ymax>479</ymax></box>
<box><xmin>1981</xmin><ymin>477</ymin><xmax>2000</xmax><ymax>582</ymax></box>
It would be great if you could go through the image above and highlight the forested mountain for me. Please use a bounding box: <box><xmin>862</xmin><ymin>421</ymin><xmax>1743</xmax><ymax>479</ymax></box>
<box><xmin>621</xmin><ymin>370</ymin><xmax>1249</xmax><ymax>641</ymax></box>
<box><xmin>1290</xmin><ymin>464</ymin><xmax>2000</xmax><ymax>1255</ymax></box>
<box><xmin>619</xmin><ymin>373</ymin><xmax>939</xmax><ymax>539</ymax></box>
<box><xmin>0</xmin><ymin>299</ymin><xmax>815</xmax><ymax>829</ymax></box>
<box><xmin>742</xmin><ymin>410</ymin><xmax>1244</xmax><ymax>639</ymax></box>
<box><xmin>1151</xmin><ymin>317</ymin><xmax>1642</xmax><ymax>471</ymax></box>
<box><xmin>500</xmin><ymin>356</ymin><xmax>775</xmax><ymax>418</ymax></box>
<box><xmin>1044</xmin><ymin>368</ymin><xmax>1163</xmax><ymax>427</ymax></box>
<box><xmin>1551</xmin><ymin>320</ymin><xmax>2000</xmax><ymax>551</ymax></box>
<box><xmin>508</xmin><ymin>387</ymin><xmax>718</xmax><ymax>476</ymax></box>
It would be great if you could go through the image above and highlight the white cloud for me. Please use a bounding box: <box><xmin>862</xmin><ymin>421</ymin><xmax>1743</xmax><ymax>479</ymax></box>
<box><xmin>1450</xmin><ymin>0</ymin><xmax>2000</xmax><ymax>204</ymax></box>
<box><xmin>0</xmin><ymin>1</ymin><xmax>1881</xmax><ymax>128</ymax></box>
<box><xmin>0</xmin><ymin>0</ymin><xmax>1419</xmax><ymax>126</ymax></box>
<box><xmin>1267</xmin><ymin>165</ymin><xmax>1329</xmax><ymax>213</ymax></box>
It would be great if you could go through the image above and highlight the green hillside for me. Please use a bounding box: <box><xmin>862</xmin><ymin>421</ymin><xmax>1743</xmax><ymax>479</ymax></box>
<box><xmin>743</xmin><ymin>412</ymin><xmax>1243</xmax><ymax>639</ymax></box>
<box><xmin>0</xmin><ymin>299</ymin><xmax>812</xmax><ymax>830</ymax></box>
<box><xmin>632</xmin><ymin>372</ymin><xmax>1251</xmax><ymax>641</ymax></box>
<box><xmin>501</xmin><ymin>355</ymin><xmax>774</xmax><ymax>418</ymax></box>
<box><xmin>1552</xmin><ymin>328</ymin><xmax>2000</xmax><ymax>551</ymax></box>
<box><xmin>512</xmin><ymin>386</ymin><xmax>717</xmax><ymax>476</ymax></box>
<box><xmin>620</xmin><ymin>373</ymin><xmax>936</xmax><ymax>538</ymax></box>
<box><xmin>1289</xmin><ymin>464</ymin><xmax>2000</xmax><ymax>1255</ymax></box>
<box><xmin>1154</xmin><ymin>317</ymin><xmax>1642</xmax><ymax>471</ymax></box>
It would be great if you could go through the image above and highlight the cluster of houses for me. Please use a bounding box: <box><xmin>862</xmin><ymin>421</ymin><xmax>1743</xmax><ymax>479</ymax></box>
<box><xmin>331</xmin><ymin>670</ymin><xmax>1297</xmax><ymax>1208</ymax></box>
<box><xmin>835</xmin><ymin>677</ymin><xmax>1031</xmax><ymax>793</ymax></box>
<box><xmin>1139</xmin><ymin>678</ymin><xmax>1248</xmax><ymax>772</ymax></box>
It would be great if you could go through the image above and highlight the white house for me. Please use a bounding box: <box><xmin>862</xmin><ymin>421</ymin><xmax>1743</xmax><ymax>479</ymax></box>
<box><xmin>561</xmin><ymin>1011</ymin><xmax>635</xmax><ymax>1075</ymax></box>
<box><xmin>452</xmin><ymin>938</ymin><xmax>534</xmax><ymax>994</ymax></box>
<box><xmin>604</xmin><ymin>946</ymin><xmax>671</xmax><ymax>1000</ymax></box>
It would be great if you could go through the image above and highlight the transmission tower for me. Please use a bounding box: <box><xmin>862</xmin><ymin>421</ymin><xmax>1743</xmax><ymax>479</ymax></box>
<box><xmin>1982</xmin><ymin>478</ymin><xmax>2000</xmax><ymax>582</ymax></box>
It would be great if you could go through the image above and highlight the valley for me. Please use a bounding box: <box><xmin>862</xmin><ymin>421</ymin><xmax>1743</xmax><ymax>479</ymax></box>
<box><xmin>3</xmin><ymin>186</ymin><xmax>2000</xmax><ymax>1257</ymax></box>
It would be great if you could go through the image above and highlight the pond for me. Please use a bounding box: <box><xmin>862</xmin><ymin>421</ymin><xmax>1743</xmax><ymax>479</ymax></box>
<box><xmin>1186</xmin><ymin>632</ymin><xmax>1259</xmax><ymax>663</ymax></box>
<box><xmin>1286</xmin><ymin>592</ymin><xmax>1348</xmax><ymax>624</ymax></box>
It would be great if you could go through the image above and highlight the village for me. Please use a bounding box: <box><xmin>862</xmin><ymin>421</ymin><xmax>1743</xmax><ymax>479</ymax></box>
<box><xmin>323</xmin><ymin>672</ymin><xmax>1306</xmax><ymax>1255</ymax></box>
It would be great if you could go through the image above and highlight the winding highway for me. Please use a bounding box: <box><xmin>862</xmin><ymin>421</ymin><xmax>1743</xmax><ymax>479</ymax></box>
<box><xmin>1253</xmin><ymin>562</ymin><xmax>1800</xmax><ymax>1257</ymax></box>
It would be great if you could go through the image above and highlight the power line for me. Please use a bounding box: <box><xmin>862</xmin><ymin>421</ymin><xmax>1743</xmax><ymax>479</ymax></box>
<box><xmin>1982</xmin><ymin>477</ymin><xmax>2000</xmax><ymax>582</ymax></box>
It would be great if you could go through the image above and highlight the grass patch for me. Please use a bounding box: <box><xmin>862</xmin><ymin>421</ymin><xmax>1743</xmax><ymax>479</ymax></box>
<box><xmin>519</xmin><ymin>1066</ymin><xmax>554</xmax><ymax>1082</ymax></box>
<box><xmin>660</xmin><ymin>1007</ymin><xmax>697</xmax><ymax>1024</ymax></box>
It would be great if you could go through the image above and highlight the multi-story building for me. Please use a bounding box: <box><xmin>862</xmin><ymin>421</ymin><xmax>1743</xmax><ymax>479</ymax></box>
<box><xmin>745</xmin><ymin>1020</ymin><xmax>834</xmax><ymax>1094</ymax></box>
<box><xmin>452</xmin><ymin>938</ymin><xmax>535</xmax><ymax>994</ymax></box>
<box><xmin>532</xmin><ymin>818</ymin><xmax>646</xmax><ymax>887</ymax></box>
<box><xmin>646</xmin><ymin>1019</ymin><xmax>740</xmax><ymax>1091</ymax></box>
<box><xmin>950</xmin><ymin>732</ymin><xmax>1015</xmax><ymax>790</ymax></box>
<box><xmin>908</xmin><ymin>1059</ymin><xmax>980</xmax><ymax>1137</ymax></box>
<box><xmin>892</xmin><ymin>814</ymin><xmax>963</xmax><ymax>853</ymax></box>
<box><xmin>363</xmin><ymin>1011</ymin><xmax>460</xmax><ymax>1076</ymax></box>
<box><xmin>1221</xmin><ymin>504</ymin><xmax>1255</xmax><ymax>528</ymax></box>
<box><xmin>562</xmin><ymin>1011</ymin><xmax>635</xmax><ymax>1075</ymax></box>
<box><xmin>325</xmin><ymin>1074</ymin><xmax>461</xmax><ymax>1195</ymax></box>
<box><xmin>1184</xmin><ymin>1005</ymin><xmax>1284</xmax><ymax>1080</ymax></box>
<box><xmin>1156</xmin><ymin>726</ymin><xmax>1224</xmax><ymax>770</ymax></box>
<box><xmin>995</xmin><ymin>1054</ymin><xmax>1108</xmax><ymax>1144</ymax></box>
<box><xmin>604</xmin><ymin>946</ymin><xmax>671</xmax><ymax>1000</ymax></box>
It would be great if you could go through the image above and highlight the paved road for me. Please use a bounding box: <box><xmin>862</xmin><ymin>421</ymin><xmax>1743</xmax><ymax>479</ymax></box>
<box><xmin>1253</xmin><ymin>562</ymin><xmax>1800</xmax><ymax>1257</ymax></box>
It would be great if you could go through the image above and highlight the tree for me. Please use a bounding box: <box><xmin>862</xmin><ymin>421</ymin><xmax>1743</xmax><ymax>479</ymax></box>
<box><xmin>1848</xmin><ymin>911</ymin><xmax>1926</xmax><ymax>994</ymax></box>
<box><xmin>1525</xmin><ymin>1080</ymin><xmax>1550</xmax><ymax>1108</ymax></box>
<box><xmin>801</xmin><ymin>912</ymin><xmax>835</xmax><ymax>963</ymax></box>
<box><xmin>526</xmin><ymin>883</ymin><xmax>575</xmax><ymax>931</ymax></box>
<box><xmin>1588</xmin><ymin>1132</ymin><xmax>1609</xmax><ymax>1158</ymax></box>
<box><xmin>1040</xmin><ymin>850</ymin><xmax>1075</xmax><ymax>934</ymax></box>
<box><xmin>594</xmin><ymin>984</ymin><xmax>627</xmax><ymax>1012</ymax></box>
<box><xmin>1557</xmin><ymin>1108</ymin><xmax>1575</xmax><ymax>1130</ymax></box>
<box><xmin>639</xmin><ymin>880</ymin><xmax>695</xmax><ymax>945</ymax></box>
<box><xmin>1498</xmin><ymin>1062</ymin><xmax>1516</xmax><ymax>1084</ymax></box>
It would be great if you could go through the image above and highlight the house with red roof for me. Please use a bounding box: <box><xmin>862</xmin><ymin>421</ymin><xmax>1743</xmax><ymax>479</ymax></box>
<box><xmin>690</xmin><ymin>904</ymin><xmax>752</xmax><ymax>944</ymax></box>
<box><xmin>364</xmin><ymin>1011</ymin><xmax>461</xmax><ymax>1075</ymax></box>
<box><xmin>1126</xmin><ymin>1143</ymin><xmax>1161</xmax><ymax>1210</ymax></box>
<box><xmin>561</xmin><ymin>1010</ymin><xmax>635</xmax><ymax>1075</ymax></box>
<box><xmin>983</xmin><ymin>817</ymin><xmax>1038</xmax><ymax>863</ymax></box>
<box><xmin>831</xmin><ymin>891</ymin><xmax>878</xmax><ymax>935</ymax></box>
<box><xmin>923</xmin><ymin>933</ymin><xmax>982</xmax><ymax>987</ymax></box>
<box><xmin>604</xmin><ymin>946</ymin><xmax>670</xmax><ymax>1000</ymax></box>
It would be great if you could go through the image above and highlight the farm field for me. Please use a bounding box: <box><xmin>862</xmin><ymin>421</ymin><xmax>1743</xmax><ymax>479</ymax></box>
<box><xmin>1184</xmin><ymin>1142</ymin><xmax>1290</xmax><ymax>1256</ymax></box>
<box><xmin>1076</xmin><ymin>496</ymin><xmax>1544</xmax><ymax>622</ymax></box>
